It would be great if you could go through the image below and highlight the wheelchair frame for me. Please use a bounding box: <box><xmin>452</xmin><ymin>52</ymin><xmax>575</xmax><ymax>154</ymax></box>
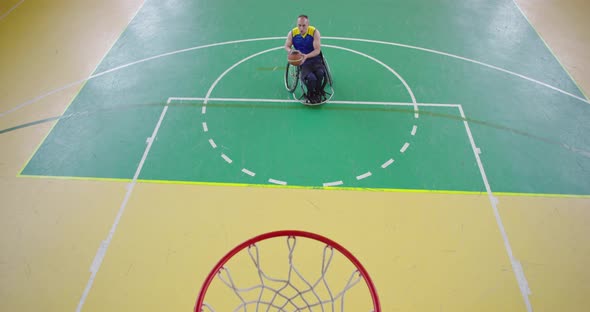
<box><xmin>284</xmin><ymin>52</ymin><xmax>334</xmax><ymax>106</ymax></box>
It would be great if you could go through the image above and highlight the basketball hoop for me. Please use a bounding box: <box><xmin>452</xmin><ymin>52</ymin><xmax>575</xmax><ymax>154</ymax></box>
<box><xmin>194</xmin><ymin>230</ymin><xmax>381</xmax><ymax>312</ymax></box>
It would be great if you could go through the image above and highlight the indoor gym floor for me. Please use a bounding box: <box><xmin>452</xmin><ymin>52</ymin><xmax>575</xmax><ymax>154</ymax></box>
<box><xmin>1</xmin><ymin>0</ymin><xmax>589</xmax><ymax>311</ymax></box>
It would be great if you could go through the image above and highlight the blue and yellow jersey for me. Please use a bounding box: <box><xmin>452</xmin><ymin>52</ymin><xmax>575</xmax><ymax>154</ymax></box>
<box><xmin>292</xmin><ymin>26</ymin><xmax>316</xmax><ymax>54</ymax></box>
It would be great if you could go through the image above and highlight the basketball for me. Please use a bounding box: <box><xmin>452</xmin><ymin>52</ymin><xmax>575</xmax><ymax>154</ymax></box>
<box><xmin>288</xmin><ymin>51</ymin><xmax>304</xmax><ymax>66</ymax></box>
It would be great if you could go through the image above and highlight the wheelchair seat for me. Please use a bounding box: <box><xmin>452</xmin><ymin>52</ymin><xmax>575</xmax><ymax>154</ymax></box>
<box><xmin>284</xmin><ymin>51</ymin><xmax>333</xmax><ymax>105</ymax></box>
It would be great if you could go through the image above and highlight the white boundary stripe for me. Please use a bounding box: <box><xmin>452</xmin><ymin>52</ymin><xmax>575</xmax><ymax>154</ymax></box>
<box><xmin>0</xmin><ymin>0</ymin><xmax>25</xmax><ymax>21</ymax></box>
<box><xmin>323</xmin><ymin>44</ymin><xmax>418</xmax><ymax>111</ymax></box>
<box><xmin>202</xmin><ymin>122</ymin><xmax>208</xmax><ymax>132</ymax></box>
<box><xmin>381</xmin><ymin>158</ymin><xmax>394</xmax><ymax>168</ymax></box>
<box><xmin>4</xmin><ymin>35</ymin><xmax>588</xmax><ymax>118</ymax></box>
<box><xmin>400</xmin><ymin>142</ymin><xmax>410</xmax><ymax>153</ymax></box>
<box><xmin>202</xmin><ymin>44</ymin><xmax>418</xmax><ymax>118</ymax></box>
<box><xmin>203</xmin><ymin>47</ymin><xmax>284</xmax><ymax>104</ymax></box>
<box><xmin>170</xmin><ymin>97</ymin><xmax>297</xmax><ymax>103</ymax></box>
<box><xmin>89</xmin><ymin>37</ymin><xmax>283</xmax><ymax>80</ymax></box>
<box><xmin>411</xmin><ymin>125</ymin><xmax>417</xmax><ymax>136</ymax></box>
<box><xmin>221</xmin><ymin>154</ymin><xmax>232</xmax><ymax>163</ymax></box>
<box><xmin>168</xmin><ymin>97</ymin><xmax>460</xmax><ymax>108</ymax></box>
<box><xmin>323</xmin><ymin>180</ymin><xmax>344</xmax><ymax>187</ymax></box>
<box><xmin>356</xmin><ymin>172</ymin><xmax>372</xmax><ymax>180</ymax></box>
<box><xmin>458</xmin><ymin>105</ymin><xmax>532</xmax><ymax>312</ymax></box>
<box><xmin>208</xmin><ymin>139</ymin><xmax>217</xmax><ymax>148</ymax></box>
<box><xmin>75</xmin><ymin>3</ymin><xmax>148</xmax><ymax>311</ymax></box>
<box><xmin>325</xmin><ymin>36</ymin><xmax>589</xmax><ymax>104</ymax></box>
<box><xmin>268</xmin><ymin>178</ymin><xmax>287</xmax><ymax>185</ymax></box>
<box><xmin>331</xmin><ymin>100</ymin><xmax>452</xmax><ymax>107</ymax></box>
<box><xmin>241</xmin><ymin>168</ymin><xmax>255</xmax><ymax>176</ymax></box>
<box><xmin>76</xmin><ymin>103</ymin><xmax>168</xmax><ymax>312</ymax></box>
<box><xmin>201</xmin><ymin>106</ymin><xmax>206</xmax><ymax>114</ymax></box>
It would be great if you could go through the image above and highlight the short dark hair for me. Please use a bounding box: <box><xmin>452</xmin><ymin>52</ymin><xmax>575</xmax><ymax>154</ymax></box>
<box><xmin>298</xmin><ymin>14</ymin><xmax>308</xmax><ymax>20</ymax></box>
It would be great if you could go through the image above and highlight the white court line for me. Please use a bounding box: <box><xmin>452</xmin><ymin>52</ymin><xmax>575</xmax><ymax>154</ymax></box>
<box><xmin>1</xmin><ymin>0</ymin><xmax>146</xmax><ymax>118</ymax></box>
<box><xmin>356</xmin><ymin>172</ymin><xmax>372</xmax><ymax>180</ymax></box>
<box><xmin>75</xmin><ymin>3</ymin><xmax>148</xmax><ymax>311</ymax></box>
<box><xmin>88</xmin><ymin>37</ymin><xmax>283</xmax><ymax>81</ymax></box>
<box><xmin>187</xmin><ymin>44</ymin><xmax>422</xmax><ymax>189</ymax></box>
<box><xmin>331</xmin><ymin>100</ymin><xmax>454</xmax><ymax>107</ymax></box>
<box><xmin>221</xmin><ymin>154</ymin><xmax>233</xmax><ymax>163</ymax></box>
<box><xmin>326</xmin><ymin>36</ymin><xmax>589</xmax><ymax>104</ymax></box>
<box><xmin>203</xmin><ymin>47</ymin><xmax>284</xmax><ymax>104</ymax></box>
<box><xmin>268</xmin><ymin>178</ymin><xmax>287</xmax><ymax>185</ymax></box>
<box><xmin>241</xmin><ymin>168</ymin><xmax>255</xmax><ymax>176</ymax></box>
<box><xmin>400</xmin><ymin>142</ymin><xmax>410</xmax><ymax>153</ymax></box>
<box><xmin>411</xmin><ymin>125</ymin><xmax>417</xmax><ymax>136</ymax></box>
<box><xmin>208</xmin><ymin>139</ymin><xmax>217</xmax><ymax>148</ymax></box>
<box><xmin>168</xmin><ymin>97</ymin><xmax>460</xmax><ymax>108</ymax></box>
<box><xmin>76</xmin><ymin>103</ymin><xmax>168</xmax><ymax>312</ymax></box>
<box><xmin>5</xmin><ymin>35</ymin><xmax>588</xmax><ymax>119</ymax></box>
<box><xmin>201</xmin><ymin>44</ymin><xmax>418</xmax><ymax>122</ymax></box>
<box><xmin>0</xmin><ymin>23</ymin><xmax>538</xmax><ymax>311</ymax></box>
<box><xmin>30</xmin><ymin>38</ymin><xmax>277</xmax><ymax>122</ymax></box>
<box><xmin>0</xmin><ymin>0</ymin><xmax>25</xmax><ymax>21</ymax></box>
<box><xmin>202</xmin><ymin>122</ymin><xmax>208</xmax><ymax>132</ymax></box>
<box><xmin>458</xmin><ymin>105</ymin><xmax>532</xmax><ymax>312</ymax></box>
<box><xmin>169</xmin><ymin>96</ymin><xmax>296</xmax><ymax>103</ymax></box>
<box><xmin>381</xmin><ymin>158</ymin><xmax>394</xmax><ymax>168</ymax></box>
<box><xmin>173</xmin><ymin>93</ymin><xmax>535</xmax><ymax>311</ymax></box>
<box><xmin>323</xmin><ymin>44</ymin><xmax>418</xmax><ymax>112</ymax></box>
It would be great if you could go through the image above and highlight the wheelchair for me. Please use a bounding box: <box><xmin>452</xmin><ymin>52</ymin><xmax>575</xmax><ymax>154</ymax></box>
<box><xmin>284</xmin><ymin>52</ymin><xmax>334</xmax><ymax>106</ymax></box>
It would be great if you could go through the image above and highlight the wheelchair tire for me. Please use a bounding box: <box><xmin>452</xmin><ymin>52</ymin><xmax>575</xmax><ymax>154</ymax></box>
<box><xmin>322</xmin><ymin>56</ymin><xmax>333</xmax><ymax>87</ymax></box>
<box><xmin>284</xmin><ymin>63</ymin><xmax>300</xmax><ymax>93</ymax></box>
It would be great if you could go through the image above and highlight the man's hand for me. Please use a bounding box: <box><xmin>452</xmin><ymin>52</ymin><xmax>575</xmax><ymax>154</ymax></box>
<box><xmin>289</xmin><ymin>49</ymin><xmax>306</xmax><ymax>64</ymax></box>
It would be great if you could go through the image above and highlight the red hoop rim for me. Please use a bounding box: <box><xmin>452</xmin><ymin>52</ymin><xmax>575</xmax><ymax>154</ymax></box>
<box><xmin>194</xmin><ymin>230</ymin><xmax>381</xmax><ymax>312</ymax></box>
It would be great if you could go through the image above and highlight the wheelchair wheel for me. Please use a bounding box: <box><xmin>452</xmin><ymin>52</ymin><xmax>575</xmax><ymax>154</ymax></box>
<box><xmin>284</xmin><ymin>63</ymin><xmax>300</xmax><ymax>92</ymax></box>
<box><xmin>322</xmin><ymin>56</ymin><xmax>333</xmax><ymax>87</ymax></box>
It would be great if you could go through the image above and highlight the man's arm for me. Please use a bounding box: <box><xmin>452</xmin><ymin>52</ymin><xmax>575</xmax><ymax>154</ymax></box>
<box><xmin>303</xmin><ymin>29</ymin><xmax>321</xmax><ymax>60</ymax></box>
<box><xmin>284</xmin><ymin>31</ymin><xmax>294</xmax><ymax>53</ymax></box>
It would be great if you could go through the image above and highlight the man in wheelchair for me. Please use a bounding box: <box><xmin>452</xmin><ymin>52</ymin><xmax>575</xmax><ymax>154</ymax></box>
<box><xmin>284</xmin><ymin>14</ymin><xmax>328</xmax><ymax>104</ymax></box>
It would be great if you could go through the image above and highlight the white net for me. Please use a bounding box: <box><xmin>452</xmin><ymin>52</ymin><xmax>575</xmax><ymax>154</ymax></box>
<box><xmin>199</xmin><ymin>235</ymin><xmax>375</xmax><ymax>312</ymax></box>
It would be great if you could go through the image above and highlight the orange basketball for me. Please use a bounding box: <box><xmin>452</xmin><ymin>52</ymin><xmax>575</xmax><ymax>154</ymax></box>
<box><xmin>288</xmin><ymin>51</ymin><xmax>304</xmax><ymax>66</ymax></box>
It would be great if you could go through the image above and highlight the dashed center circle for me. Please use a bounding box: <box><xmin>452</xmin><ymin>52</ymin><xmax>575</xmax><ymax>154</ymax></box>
<box><xmin>201</xmin><ymin>44</ymin><xmax>419</xmax><ymax>187</ymax></box>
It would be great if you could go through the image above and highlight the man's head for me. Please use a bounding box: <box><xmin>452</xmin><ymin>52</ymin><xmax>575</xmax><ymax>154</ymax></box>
<box><xmin>297</xmin><ymin>15</ymin><xmax>309</xmax><ymax>35</ymax></box>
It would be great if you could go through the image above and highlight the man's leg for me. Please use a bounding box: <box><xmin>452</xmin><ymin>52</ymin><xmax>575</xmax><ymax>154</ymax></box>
<box><xmin>300</xmin><ymin>63</ymin><xmax>320</xmax><ymax>102</ymax></box>
<box><xmin>305</xmin><ymin>63</ymin><xmax>326</xmax><ymax>103</ymax></box>
<box><xmin>312</xmin><ymin>64</ymin><xmax>326</xmax><ymax>97</ymax></box>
